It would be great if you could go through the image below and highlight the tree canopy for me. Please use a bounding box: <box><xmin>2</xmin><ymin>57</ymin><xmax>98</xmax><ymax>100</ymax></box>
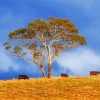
<box><xmin>4</xmin><ymin>17</ymin><xmax>86</xmax><ymax>78</ymax></box>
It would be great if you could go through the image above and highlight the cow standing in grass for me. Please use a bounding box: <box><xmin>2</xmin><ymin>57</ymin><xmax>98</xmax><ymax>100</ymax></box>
<box><xmin>18</xmin><ymin>75</ymin><xmax>29</xmax><ymax>80</ymax></box>
<box><xmin>61</xmin><ymin>73</ymin><xmax>69</xmax><ymax>77</ymax></box>
<box><xmin>90</xmin><ymin>71</ymin><xmax>100</xmax><ymax>76</ymax></box>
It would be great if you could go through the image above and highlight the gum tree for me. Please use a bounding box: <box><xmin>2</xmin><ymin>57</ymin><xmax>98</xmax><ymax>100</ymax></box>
<box><xmin>4</xmin><ymin>17</ymin><xmax>86</xmax><ymax>78</ymax></box>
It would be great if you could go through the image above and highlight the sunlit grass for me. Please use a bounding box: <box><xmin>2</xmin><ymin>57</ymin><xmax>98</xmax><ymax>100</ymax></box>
<box><xmin>0</xmin><ymin>76</ymin><xmax>100</xmax><ymax>100</ymax></box>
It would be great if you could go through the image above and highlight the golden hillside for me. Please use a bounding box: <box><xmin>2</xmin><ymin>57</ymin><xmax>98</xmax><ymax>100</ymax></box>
<box><xmin>0</xmin><ymin>76</ymin><xmax>100</xmax><ymax>100</ymax></box>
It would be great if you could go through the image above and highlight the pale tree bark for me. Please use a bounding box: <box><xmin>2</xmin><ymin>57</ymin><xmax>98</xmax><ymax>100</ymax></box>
<box><xmin>41</xmin><ymin>67</ymin><xmax>46</xmax><ymax>78</ymax></box>
<box><xmin>41</xmin><ymin>41</ymin><xmax>52</xmax><ymax>78</ymax></box>
<box><xmin>48</xmin><ymin>63</ymin><xmax>52</xmax><ymax>78</ymax></box>
<box><xmin>39</xmin><ymin>65</ymin><xmax>46</xmax><ymax>78</ymax></box>
<box><xmin>47</xmin><ymin>46</ymin><xmax>52</xmax><ymax>78</ymax></box>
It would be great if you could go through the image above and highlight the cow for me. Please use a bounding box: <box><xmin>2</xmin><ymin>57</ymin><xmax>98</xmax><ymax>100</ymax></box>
<box><xmin>18</xmin><ymin>74</ymin><xmax>29</xmax><ymax>80</ymax></box>
<box><xmin>61</xmin><ymin>73</ymin><xmax>69</xmax><ymax>77</ymax></box>
<box><xmin>90</xmin><ymin>71</ymin><xmax>100</xmax><ymax>76</ymax></box>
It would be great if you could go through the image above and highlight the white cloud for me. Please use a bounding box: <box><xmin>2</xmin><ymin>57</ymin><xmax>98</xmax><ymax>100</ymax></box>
<box><xmin>0</xmin><ymin>48</ymin><xmax>19</xmax><ymax>72</ymax></box>
<box><xmin>56</xmin><ymin>47</ymin><xmax>100</xmax><ymax>76</ymax></box>
<box><xmin>0</xmin><ymin>43</ymin><xmax>39</xmax><ymax>73</ymax></box>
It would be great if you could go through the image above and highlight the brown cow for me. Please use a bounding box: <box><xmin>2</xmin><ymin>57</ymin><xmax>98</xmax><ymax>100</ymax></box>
<box><xmin>18</xmin><ymin>75</ymin><xmax>29</xmax><ymax>80</ymax></box>
<box><xmin>90</xmin><ymin>71</ymin><xmax>100</xmax><ymax>76</ymax></box>
<box><xmin>61</xmin><ymin>73</ymin><xmax>69</xmax><ymax>77</ymax></box>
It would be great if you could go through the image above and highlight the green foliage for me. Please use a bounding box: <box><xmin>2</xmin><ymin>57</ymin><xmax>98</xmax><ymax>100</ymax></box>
<box><xmin>14</xmin><ymin>46</ymin><xmax>22</xmax><ymax>53</ymax></box>
<box><xmin>8</xmin><ymin>17</ymin><xmax>86</xmax><ymax>47</ymax></box>
<box><xmin>28</xmin><ymin>43</ymin><xmax>37</xmax><ymax>50</ymax></box>
<box><xmin>4</xmin><ymin>42</ymin><xmax>11</xmax><ymax>50</ymax></box>
<box><xmin>28</xmin><ymin>19</ymin><xmax>49</xmax><ymax>31</ymax></box>
<box><xmin>48</xmin><ymin>17</ymin><xmax>78</xmax><ymax>34</ymax></box>
<box><xmin>9</xmin><ymin>28</ymin><xmax>27</xmax><ymax>39</ymax></box>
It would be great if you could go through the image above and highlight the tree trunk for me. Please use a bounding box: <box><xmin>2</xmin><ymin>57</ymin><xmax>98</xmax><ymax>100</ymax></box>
<box><xmin>48</xmin><ymin>64</ymin><xmax>52</xmax><ymax>78</ymax></box>
<box><xmin>47</xmin><ymin>46</ymin><xmax>52</xmax><ymax>78</ymax></box>
<box><xmin>41</xmin><ymin>67</ymin><xmax>46</xmax><ymax>78</ymax></box>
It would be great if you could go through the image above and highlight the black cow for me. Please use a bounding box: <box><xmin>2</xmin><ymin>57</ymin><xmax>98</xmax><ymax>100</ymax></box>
<box><xmin>61</xmin><ymin>73</ymin><xmax>69</xmax><ymax>77</ymax></box>
<box><xmin>18</xmin><ymin>75</ymin><xmax>29</xmax><ymax>80</ymax></box>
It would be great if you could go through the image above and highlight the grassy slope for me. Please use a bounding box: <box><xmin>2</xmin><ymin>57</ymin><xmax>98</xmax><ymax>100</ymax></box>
<box><xmin>0</xmin><ymin>76</ymin><xmax>100</xmax><ymax>100</ymax></box>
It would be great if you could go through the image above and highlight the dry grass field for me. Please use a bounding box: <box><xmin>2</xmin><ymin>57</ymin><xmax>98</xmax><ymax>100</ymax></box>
<box><xmin>0</xmin><ymin>76</ymin><xmax>100</xmax><ymax>100</ymax></box>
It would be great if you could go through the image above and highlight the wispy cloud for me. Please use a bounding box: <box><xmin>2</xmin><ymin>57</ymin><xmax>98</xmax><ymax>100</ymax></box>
<box><xmin>56</xmin><ymin>47</ymin><xmax>100</xmax><ymax>76</ymax></box>
<box><xmin>0</xmin><ymin>42</ymin><xmax>39</xmax><ymax>73</ymax></box>
<box><xmin>0</xmin><ymin>44</ymin><xmax>18</xmax><ymax>72</ymax></box>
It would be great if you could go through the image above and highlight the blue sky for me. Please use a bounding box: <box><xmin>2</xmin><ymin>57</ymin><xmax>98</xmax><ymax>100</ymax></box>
<box><xmin>0</xmin><ymin>0</ymin><xmax>100</xmax><ymax>79</ymax></box>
